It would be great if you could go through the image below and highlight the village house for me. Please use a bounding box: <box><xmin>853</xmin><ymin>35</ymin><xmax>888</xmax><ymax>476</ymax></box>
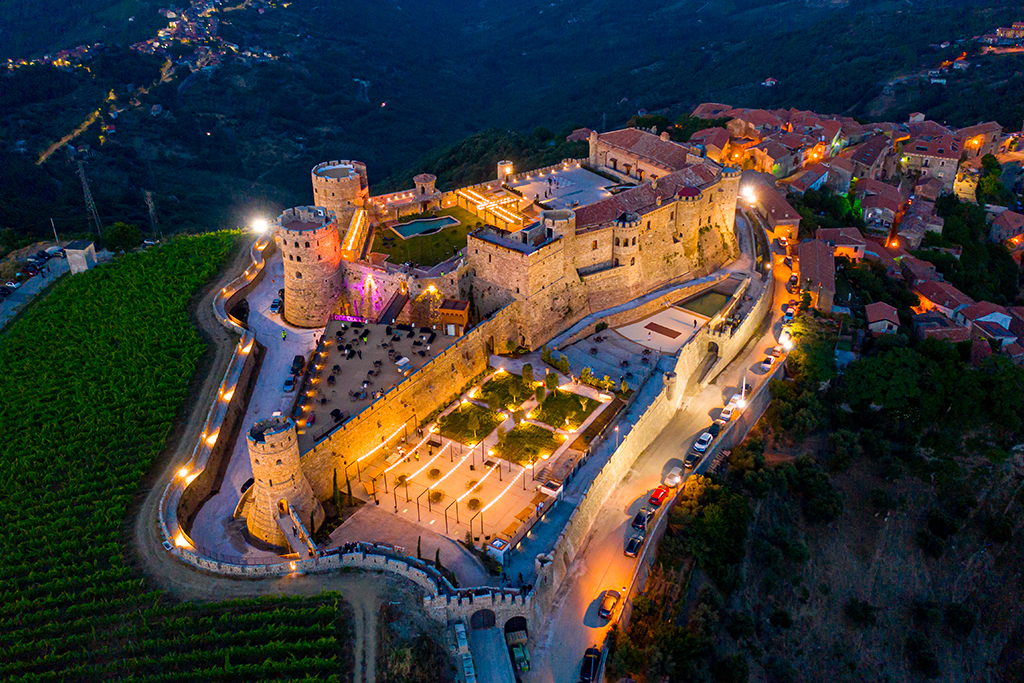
<box><xmin>956</xmin><ymin>121</ymin><xmax>1003</xmax><ymax>160</ymax></box>
<box><xmin>912</xmin><ymin>310</ymin><xmax>972</xmax><ymax>344</ymax></box>
<box><xmin>866</xmin><ymin>301</ymin><xmax>900</xmax><ymax>335</ymax></box>
<box><xmin>689</xmin><ymin>127</ymin><xmax>732</xmax><ymax>163</ymax></box>
<box><xmin>989</xmin><ymin>209</ymin><xmax>1024</xmax><ymax>245</ymax></box>
<box><xmin>913</xmin><ymin>280</ymin><xmax>975</xmax><ymax>319</ymax></box>
<box><xmin>900</xmin><ymin>256</ymin><xmax>941</xmax><ymax>285</ymax></box>
<box><xmin>899</xmin><ymin>134</ymin><xmax>961</xmax><ymax>192</ymax></box>
<box><xmin>816</xmin><ymin>227</ymin><xmax>866</xmax><ymax>261</ymax></box>
<box><xmin>822</xmin><ymin>157</ymin><xmax>854</xmax><ymax>194</ymax></box>
<box><xmin>745</xmin><ymin>172</ymin><xmax>800</xmax><ymax>244</ymax></box>
<box><xmin>955</xmin><ymin>301</ymin><xmax>1017</xmax><ymax>348</ymax></box>
<box><xmin>798</xmin><ymin>238</ymin><xmax>836</xmax><ymax>312</ymax></box>
<box><xmin>842</xmin><ymin>135</ymin><xmax>891</xmax><ymax>181</ymax></box>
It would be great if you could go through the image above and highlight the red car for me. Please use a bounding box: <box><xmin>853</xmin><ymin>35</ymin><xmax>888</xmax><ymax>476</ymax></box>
<box><xmin>648</xmin><ymin>485</ymin><xmax>670</xmax><ymax>507</ymax></box>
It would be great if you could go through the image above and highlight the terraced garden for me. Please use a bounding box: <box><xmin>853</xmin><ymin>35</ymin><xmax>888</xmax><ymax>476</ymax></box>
<box><xmin>0</xmin><ymin>233</ymin><xmax>353</xmax><ymax>681</ymax></box>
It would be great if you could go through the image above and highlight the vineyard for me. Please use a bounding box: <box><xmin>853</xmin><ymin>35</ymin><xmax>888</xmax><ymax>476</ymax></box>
<box><xmin>0</xmin><ymin>233</ymin><xmax>353</xmax><ymax>681</ymax></box>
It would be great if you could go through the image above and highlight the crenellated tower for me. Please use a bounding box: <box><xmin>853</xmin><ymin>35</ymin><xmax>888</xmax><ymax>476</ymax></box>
<box><xmin>274</xmin><ymin>206</ymin><xmax>344</xmax><ymax>328</ymax></box>
<box><xmin>311</xmin><ymin>160</ymin><xmax>369</xmax><ymax>216</ymax></box>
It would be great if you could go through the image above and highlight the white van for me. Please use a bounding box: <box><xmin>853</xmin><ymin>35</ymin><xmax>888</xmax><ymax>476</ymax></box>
<box><xmin>395</xmin><ymin>357</ymin><xmax>410</xmax><ymax>369</ymax></box>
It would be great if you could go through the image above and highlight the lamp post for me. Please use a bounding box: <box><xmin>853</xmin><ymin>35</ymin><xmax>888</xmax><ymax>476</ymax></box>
<box><xmin>614</xmin><ymin>425</ymin><xmax>619</xmax><ymax>449</ymax></box>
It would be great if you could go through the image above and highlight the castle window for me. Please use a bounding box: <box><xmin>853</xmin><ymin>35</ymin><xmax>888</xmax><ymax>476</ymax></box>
<box><xmin>296</xmin><ymin>272</ymin><xmax>302</xmax><ymax>279</ymax></box>
<box><xmin>646</xmin><ymin>221</ymin><xmax>650</xmax><ymax>230</ymax></box>
<box><xmin>296</xmin><ymin>256</ymin><xmax>302</xmax><ymax>262</ymax></box>
<box><xmin>489</xmin><ymin>254</ymin><xmax>492</xmax><ymax>263</ymax></box>
<box><xmin>516</xmin><ymin>287</ymin><xmax>520</xmax><ymax>293</ymax></box>
<box><xmin>276</xmin><ymin>460</ymin><xmax>283</xmax><ymax>466</ymax></box>
<box><xmin>592</xmin><ymin>240</ymin><xmax>598</xmax><ymax>250</ymax></box>
<box><xmin>630</xmin><ymin>257</ymin><xmax>635</xmax><ymax>266</ymax></box>
<box><xmin>289</xmin><ymin>254</ymin><xmax>293</xmax><ymax>260</ymax></box>
<box><xmin>305</xmin><ymin>242</ymin><xmax>310</xmax><ymax>248</ymax></box>
<box><xmin>294</xmin><ymin>241</ymin><xmax>299</xmax><ymax>247</ymax></box>
<box><xmin>698</xmin><ymin>217</ymin><xmax>701</xmax><ymax>225</ymax></box>
<box><xmin>614</xmin><ymin>258</ymin><xmax>619</xmax><ymax>266</ymax></box>
<box><xmin>615</xmin><ymin>238</ymin><xmax>620</xmax><ymax>246</ymax></box>
<box><xmin>708</xmin><ymin>196</ymin><xmax>712</xmax><ymax>204</ymax></box>
<box><xmin>670</xmin><ymin>212</ymin><xmax>674</xmax><ymax>220</ymax></box>
<box><xmin>318</xmin><ymin>255</ymin><xmax>322</xmax><ymax>260</ymax></box>
<box><xmin>632</xmin><ymin>237</ymin><xmax>636</xmax><ymax>246</ymax></box>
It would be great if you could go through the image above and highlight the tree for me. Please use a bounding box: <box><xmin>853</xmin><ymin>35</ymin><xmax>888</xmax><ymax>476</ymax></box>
<box><xmin>434</xmin><ymin>547</ymin><xmax>442</xmax><ymax>570</ymax></box>
<box><xmin>417</xmin><ymin>536</ymin><xmax>422</xmax><ymax>560</ymax></box>
<box><xmin>545</xmin><ymin>372</ymin><xmax>558</xmax><ymax>392</ymax></box>
<box><xmin>512</xmin><ymin>409</ymin><xmax>524</xmax><ymax>425</ymax></box>
<box><xmin>333</xmin><ymin>468</ymin><xmax>341</xmax><ymax>512</ymax></box>
<box><xmin>535</xmin><ymin>385</ymin><xmax>546</xmax><ymax>405</ymax></box>
<box><xmin>486</xmin><ymin>392</ymin><xmax>502</xmax><ymax>412</ymax></box>
<box><xmin>522</xmin><ymin>363</ymin><xmax>533</xmax><ymax>384</ymax></box>
<box><xmin>346</xmin><ymin>471</ymin><xmax>353</xmax><ymax>506</ymax></box>
<box><xmin>467</xmin><ymin>410</ymin><xmax>480</xmax><ymax>440</ymax></box>
<box><xmin>103</xmin><ymin>221</ymin><xmax>142</xmax><ymax>253</ymax></box>
<box><xmin>310</xmin><ymin>511</ymin><xmax>316</xmax><ymax>535</ymax></box>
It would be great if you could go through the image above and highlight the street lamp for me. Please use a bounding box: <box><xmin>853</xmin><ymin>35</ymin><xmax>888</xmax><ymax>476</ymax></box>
<box><xmin>252</xmin><ymin>218</ymin><xmax>269</xmax><ymax>233</ymax></box>
<box><xmin>614</xmin><ymin>425</ymin><xmax>619</xmax><ymax>448</ymax></box>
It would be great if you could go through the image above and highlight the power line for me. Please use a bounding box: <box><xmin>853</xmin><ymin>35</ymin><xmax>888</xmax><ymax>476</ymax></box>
<box><xmin>76</xmin><ymin>160</ymin><xmax>103</xmax><ymax>237</ymax></box>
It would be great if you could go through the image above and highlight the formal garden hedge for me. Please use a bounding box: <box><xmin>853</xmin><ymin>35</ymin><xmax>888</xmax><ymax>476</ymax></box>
<box><xmin>0</xmin><ymin>233</ymin><xmax>353</xmax><ymax>681</ymax></box>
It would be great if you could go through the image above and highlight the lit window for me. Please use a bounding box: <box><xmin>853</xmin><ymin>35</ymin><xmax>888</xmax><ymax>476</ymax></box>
<box><xmin>592</xmin><ymin>240</ymin><xmax>598</xmax><ymax>250</ymax></box>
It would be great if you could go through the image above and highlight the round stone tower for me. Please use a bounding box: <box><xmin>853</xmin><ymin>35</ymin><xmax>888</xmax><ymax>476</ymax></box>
<box><xmin>413</xmin><ymin>173</ymin><xmax>437</xmax><ymax>197</ymax></box>
<box><xmin>311</xmin><ymin>160</ymin><xmax>369</xmax><ymax>216</ymax></box>
<box><xmin>497</xmin><ymin>160</ymin><xmax>514</xmax><ymax>183</ymax></box>
<box><xmin>274</xmin><ymin>206</ymin><xmax>345</xmax><ymax>328</ymax></box>
<box><xmin>245</xmin><ymin>416</ymin><xmax>325</xmax><ymax>549</ymax></box>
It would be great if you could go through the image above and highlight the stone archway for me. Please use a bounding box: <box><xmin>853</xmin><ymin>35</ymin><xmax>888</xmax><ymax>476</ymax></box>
<box><xmin>708</xmin><ymin>341</ymin><xmax>720</xmax><ymax>356</ymax></box>
<box><xmin>470</xmin><ymin>609</ymin><xmax>496</xmax><ymax>630</ymax></box>
<box><xmin>504</xmin><ymin>616</ymin><xmax>528</xmax><ymax>635</ymax></box>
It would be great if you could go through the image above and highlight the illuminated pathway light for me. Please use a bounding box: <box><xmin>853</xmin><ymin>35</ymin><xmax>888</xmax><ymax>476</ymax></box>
<box><xmin>481</xmin><ymin>468</ymin><xmax>526</xmax><ymax>513</ymax></box>
<box><xmin>408</xmin><ymin>450</ymin><xmax>444</xmax><ymax>481</ymax></box>
<box><xmin>456</xmin><ymin>461</ymin><xmax>499</xmax><ymax>503</ymax></box>
<box><xmin>383</xmin><ymin>432</ymin><xmax>442</xmax><ymax>475</ymax></box>
<box><xmin>430</xmin><ymin>452</ymin><xmax>470</xmax><ymax>489</ymax></box>
<box><xmin>356</xmin><ymin>423</ymin><xmax>407</xmax><ymax>463</ymax></box>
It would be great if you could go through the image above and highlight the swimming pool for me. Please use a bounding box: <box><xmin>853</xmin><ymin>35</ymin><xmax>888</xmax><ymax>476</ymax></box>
<box><xmin>679</xmin><ymin>290</ymin><xmax>731</xmax><ymax>318</ymax></box>
<box><xmin>391</xmin><ymin>216</ymin><xmax>459</xmax><ymax>238</ymax></box>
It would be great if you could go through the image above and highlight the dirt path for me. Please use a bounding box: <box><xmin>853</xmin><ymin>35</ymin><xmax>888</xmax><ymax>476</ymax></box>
<box><xmin>350</xmin><ymin>582</ymin><xmax>380</xmax><ymax>683</ymax></box>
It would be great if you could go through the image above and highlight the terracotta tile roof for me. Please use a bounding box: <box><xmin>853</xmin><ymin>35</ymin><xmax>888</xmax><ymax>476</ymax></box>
<box><xmin>959</xmin><ymin>301</ymin><xmax>1008</xmax><ymax>322</ymax></box>
<box><xmin>862</xmin><ymin>193</ymin><xmax>901</xmax><ymax>215</ymax></box>
<box><xmin>785</xmin><ymin>165</ymin><xmax>828</xmax><ymax>194</ymax></box>
<box><xmin>914</xmin><ymin>280</ymin><xmax>974</xmax><ymax>311</ymax></box>
<box><xmin>991</xmin><ymin>210</ymin><xmax>1024</xmax><ymax>241</ymax></box>
<box><xmin>689</xmin><ymin>127</ymin><xmax>730</xmax><ymax>151</ymax></box>
<box><xmin>692</xmin><ymin>102</ymin><xmax>734</xmax><ymax>119</ymax></box>
<box><xmin>816</xmin><ymin>227</ymin><xmax>866</xmax><ymax>247</ymax></box>
<box><xmin>855</xmin><ymin>178</ymin><xmax>903</xmax><ymax>205</ymax></box>
<box><xmin>747</xmin><ymin>172</ymin><xmax>800</xmax><ymax>222</ymax></box>
<box><xmin>732</xmin><ymin>108</ymin><xmax>785</xmax><ymax>132</ymax></box>
<box><xmin>754</xmin><ymin>139</ymin><xmax>792</xmax><ymax>160</ymax></box>
<box><xmin>843</xmin><ymin>135</ymin><xmax>890</xmax><ymax>167</ymax></box>
<box><xmin>824</xmin><ymin>157</ymin><xmax>855</xmax><ymax>174</ymax></box>
<box><xmin>798</xmin><ymin>239</ymin><xmax>835</xmax><ymax>294</ymax></box>
<box><xmin>969</xmin><ymin>338</ymin><xmax>993</xmax><ymax>366</ymax></box>
<box><xmin>914</xmin><ymin>176</ymin><xmax>945</xmax><ymax>200</ymax></box>
<box><xmin>566</xmin><ymin>127</ymin><xmax>594</xmax><ymax>142</ymax></box>
<box><xmin>597</xmin><ymin>128</ymin><xmax>694</xmax><ymax>171</ymax></box>
<box><xmin>573</xmin><ymin>164</ymin><xmax>719</xmax><ymax>229</ymax></box>
<box><xmin>905</xmin><ymin>121</ymin><xmax>954</xmax><ymax>138</ymax></box>
<box><xmin>901</xmin><ymin>257</ymin><xmax>941</xmax><ymax>284</ymax></box>
<box><xmin>903</xmin><ymin>134</ymin><xmax>961</xmax><ymax>160</ymax></box>
<box><xmin>866</xmin><ymin>301</ymin><xmax>900</xmax><ymax>326</ymax></box>
<box><xmin>955</xmin><ymin>121</ymin><xmax>1002</xmax><ymax>139</ymax></box>
<box><xmin>922</xmin><ymin>325</ymin><xmax>972</xmax><ymax>343</ymax></box>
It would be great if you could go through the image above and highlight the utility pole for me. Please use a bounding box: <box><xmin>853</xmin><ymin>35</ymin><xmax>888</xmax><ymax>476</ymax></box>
<box><xmin>76</xmin><ymin>160</ymin><xmax>102</xmax><ymax>237</ymax></box>
<box><xmin>143</xmin><ymin>189</ymin><xmax>161</xmax><ymax>238</ymax></box>
<box><xmin>50</xmin><ymin>218</ymin><xmax>59</xmax><ymax>245</ymax></box>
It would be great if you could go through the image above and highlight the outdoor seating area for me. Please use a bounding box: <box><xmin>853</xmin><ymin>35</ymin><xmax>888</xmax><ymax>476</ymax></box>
<box><xmin>293</xmin><ymin>318</ymin><xmax>456</xmax><ymax>451</ymax></box>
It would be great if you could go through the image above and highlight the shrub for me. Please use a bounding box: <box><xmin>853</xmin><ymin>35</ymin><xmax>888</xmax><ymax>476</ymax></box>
<box><xmin>427</xmin><ymin>468</ymin><xmax>441</xmax><ymax>480</ymax></box>
<box><xmin>429</xmin><ymin>490</ymin><xmax>445</xmax><ymax>503</ymax></box>
<box><xmin>944</xmin><ymin>602</ymin><xmax>975</xmax><ymax>637</ymax></box>
<box><xmin>844</xmin><ymin>598</ymin><xmax>877</xmax><ymax>627</ymax></box>
<box><xmin>906</xmin><ymin>632</ymin><xmax>940</xmax><ymax>678</ymax></box>
<box><xmin>595</xmin><ymin>321</ymin><xmax>608</xmax><ymax>332</ymax></box>
<box><xmin>466</xmin><ymin>498</ymin><xmax>481</xmax><ymax>510</ymax></box>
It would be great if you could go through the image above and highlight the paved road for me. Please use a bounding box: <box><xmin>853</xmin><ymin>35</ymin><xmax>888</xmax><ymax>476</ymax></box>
<box><xmin>0</xmin><ymin>258</ymin><xmax>69</xmax><ymax>328</ymax></box>
<box><xmin>526</xmin><ymin>212</ymin><xmax>791</xmax><ymax>683</ymax></box>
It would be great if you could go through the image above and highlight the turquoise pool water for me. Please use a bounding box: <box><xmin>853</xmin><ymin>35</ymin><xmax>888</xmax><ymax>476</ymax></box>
<box><xmin>680</xmin><ymin>290</ymin><xmax>730</xmax><ymax>318</ymax></box>
<box><xmin>391</xmin><ymin>216</ymin><xmax>459</xmax><ymax>238</ymax></box>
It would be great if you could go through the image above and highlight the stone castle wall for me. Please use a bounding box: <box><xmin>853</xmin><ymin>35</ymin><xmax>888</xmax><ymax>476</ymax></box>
<box><xmin>299</xmin><ymin>303</ymin><xmax>522</xmax><ymax>498</ymax></box>
<box><xmin>275</xmin><ymin>207</ymin><xmax>345</xmax><ymax>328</ymax></box>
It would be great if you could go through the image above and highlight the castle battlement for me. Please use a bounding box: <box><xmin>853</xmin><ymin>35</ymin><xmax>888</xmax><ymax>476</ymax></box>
<box><xmin>312</xmin><ymin>160</ymin><xmax>369</xmax><ymax>215</ymax></box>
<box><xmin>273</xmin><ymin>206</ymin><xmax>345</xmax><ymax>328</ymax></box>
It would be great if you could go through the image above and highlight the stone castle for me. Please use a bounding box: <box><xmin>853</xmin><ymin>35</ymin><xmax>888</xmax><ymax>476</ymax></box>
<box><xmin>273</xmin><ymin>127</ymin><xmax>740</xmax><ymax>347</ymax></box>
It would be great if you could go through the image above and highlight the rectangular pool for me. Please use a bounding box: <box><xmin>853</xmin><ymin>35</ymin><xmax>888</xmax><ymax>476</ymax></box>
<box><xmin>391</xmin><ymin>216</ymin><xmax>459</xmax><ymax>238</ymax></box>
<box><xmin>679</xmin><ymin>290</ymin><xmax>731</xmax><ymax>318</ymax></box>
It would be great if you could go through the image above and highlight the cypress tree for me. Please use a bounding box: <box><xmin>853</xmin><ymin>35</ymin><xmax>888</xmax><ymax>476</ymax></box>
<box><xmin>435</xmin><ymin>547</ymin><xmax>442</xmax><ymax>570</ymax></box>
<box><xmin>417</xmin><ymin>536</ymin><xmax>422</xmax><ymax>560</ymax></box>
<box><xmin>346</xmin><ymin>471</ymin><xmax>353</xmax><ymax>506</ymax></box>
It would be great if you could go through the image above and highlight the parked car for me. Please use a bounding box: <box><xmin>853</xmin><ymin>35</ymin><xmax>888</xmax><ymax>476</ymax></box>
<box><xmin>684</xmin><ymin>450</ymin><xmax>702</xmax><ymax>469</ymax></box>
<box><xmin>648</xmin><ymin>485</ymin><xmax>670</xmax><ymax>507</ymax></box>
<box><xmin>35</xmin><ymin>250</ymin><xmax>51</xmax><ymax>261</ymax></box>
<box><xmin>24</xmin><ymin>264</ymin><xmax>39</xmax><ymax>275</ymax></box>
<box><xmin>580</xmin><ymin>647</ymin><xmax>602</xmax><ymax>683</ymax></box>
<box><xmin>761</xmin><ymin>355</ymin><xmax>776</xmax><ymax>373</ymax></box>
<box><xmin>631</xmin><ymin>507</ymin><xmax>655</xmax><ymax>531</ymax></box>
<box><xmin>45</xmin><ymin>246</ymin><xmax>65</xmax><ymax>259</ymax></box>
<box><xmin>270</xmin><ymin>299</ymin><xmax>282</xmax><ymax>314</ymax></box>
<box><xmin>783</xmin><ymin>256</ymin><xmax>792</xmax><ymax>268</ymax></box>
<box><xmin>143</xmin><ymin>239</ymin><xmax>160</xmax><ymax>247</ymax></box>
<box><xmin>283</xmin><ymin>377</ymin><xmax>295</xmax><ymax>392</ymax></box>
<box><xmin>5</xmin><ymin>281</ymin><xmax>21</xmax><ymax>289</ymax></box>
<box><xmin>693</xmin><ymin>431</ymin><xmax>714</xmax><ymax>453</ymax></box>
<box><xmin>306</xmin><ymin>412</ymin><xmax>316</xmax><ymax>426</ymax></box>
<box><xmin>664</xmin><ymin>466</ymin><xmax>683</xmax><ymax>487</ymax></box>
<box><xmin>624</xmin><ymin>533</ymin><xmax>645</xmax><ymax>558</ymax></box>
<box><xmin>599</xmin><ymin>590</ymin><xmax>620</xmax><ymax>619</ymax></box>
<box><xmin>291</xmin><ymin>354</ymin><xmax>305</xmax><ymax>375</ymax></box>
<box><xmin>707</xmin><ymin>423</ymin><xmax>721</xmax><ymax>438</ymax></box>
<box><xmin>767</xmin><ymin>344</ymin><xmax>784</xmax><ymax>357</ymax></box>
<box><xmin>787</xmin><ymin>274</ymin><xmax>799</xmax><ymax>292</ymax></box>
<box><xmin>782</xmin><ymin>308</ymin><xmax>794</xmax><ymax>323</ymax></box>
<box><xmin>720</xmin><ymin>404</ymin><xmax>735</xmax><ymax>422</ymax></box>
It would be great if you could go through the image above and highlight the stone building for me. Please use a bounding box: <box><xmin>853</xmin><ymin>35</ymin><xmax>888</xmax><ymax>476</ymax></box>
<box><xmin>587</xmin><ymin>128</ymin><xmax>701</xmax><ymax>184</ymax></box>
<box><xmin>244</xmin><ymin>417</ymin><xmax>324</xmax><ymax>549</ymax></box>
<box><xmin>311</xmin><ymin>160</ymin><xmax>369</xmax><ymax>215</ymax></box>
<box><xmin>274</xmin><ymin>206</ymin><xmax>345</xmax><ymax>328</ymax></box>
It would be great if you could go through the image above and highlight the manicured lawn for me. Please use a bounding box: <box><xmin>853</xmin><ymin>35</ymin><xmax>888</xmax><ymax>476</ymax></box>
<box><xmin>370</xmin><ymin>206</ymin><xmax>485</xmax><ymax>268</ymax></box>
<box><xmin>495</xmin><ymin>424</ymin><xmax>562</xmax><ymax>465</ymax></box>
<box><xmin>533</xmin><ymin>389</ymin><xmax>600</xmax><ymax>431</ymax></box>
<box><xmin>479</xmin><ymin>371</ymin><xmax>534</xmax><ymax>410</ymax></box>
<box><xmin>438</xmin><ymin>403</ymin><xmax>504</xmax><ymax>444</ymax></box>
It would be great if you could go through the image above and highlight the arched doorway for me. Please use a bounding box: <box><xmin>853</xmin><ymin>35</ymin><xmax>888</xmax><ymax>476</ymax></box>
<box><xmin>708</xmin><ymin>341</ymin><xmax>720</xmax><ymax>356</ymax></box>
<box><xmin>470</xmin><ymin>609</ymin><xmax>496</xmax><ymax>630</ymax></box>
<box><xmin>504</xmin><ymin>616</ymin><xmax>528</xmax><ymax>635</ymax></box>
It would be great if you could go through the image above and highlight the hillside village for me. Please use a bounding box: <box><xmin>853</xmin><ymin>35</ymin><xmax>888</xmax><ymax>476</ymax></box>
<box><xmin>644</xmin><ymin>102</ymin><xmax>1024</xmax><ymax>368</ymax></box>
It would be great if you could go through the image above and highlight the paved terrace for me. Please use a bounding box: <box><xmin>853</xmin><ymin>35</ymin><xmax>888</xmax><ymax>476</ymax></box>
<box><xmin>294</xmin><ymin>319</ymin><xmax>457</xmax><ymax>453</ymax></box>
<box><xmin>508</xmin><ymin>165</ymin><xmax>617</xmax><ymax>210</ymax></box>
<box><xmin>345</xmin><ymin>369</ymin><xmax>615</xmax><ymax>545</ymax></box>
